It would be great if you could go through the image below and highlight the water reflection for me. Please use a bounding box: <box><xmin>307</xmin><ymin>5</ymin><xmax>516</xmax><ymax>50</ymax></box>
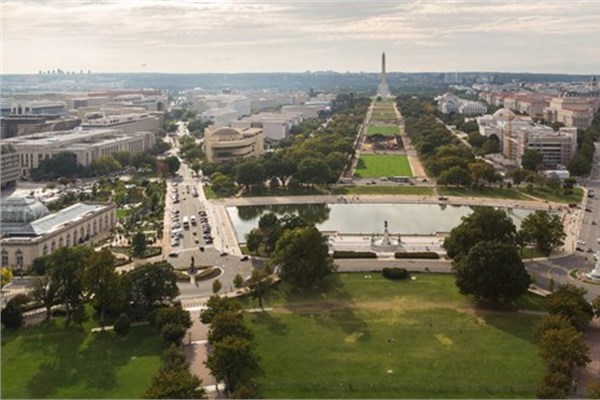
<box><xmin>227</xmin><ymin>203</ymin><xmax>532</xmax><ymax>242</ymax></box>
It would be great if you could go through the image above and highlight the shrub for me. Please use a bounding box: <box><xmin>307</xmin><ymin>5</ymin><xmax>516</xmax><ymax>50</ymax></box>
<box><xmin>1</xmin><ymin>300</ymin><xmax>23</xmax><ymax>329</ymax></box>
<box><xmin>394</xmin><ymin>252</ymin><xmax>439</xmax><ymax>259</ymax></box>
<box><xmin>114</xmin><ymin>313</ymin><xmax>131</xmax><ymax>336</ymax></box>
<box><xmin>332</xmin><ymin>251</ymin><xmax>377</xmax><ymax>259</ymax></box>
<box><xmin>382</xmin><ymin>267</ymin><xmax>410</xmax><ymax>280</ymax></box>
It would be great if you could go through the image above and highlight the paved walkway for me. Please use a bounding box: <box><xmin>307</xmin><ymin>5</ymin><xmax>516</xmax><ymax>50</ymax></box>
<box><xmin>394</xmin><ymin>102</ymin><xmax>427</xmax><ymax>179</ymax></box>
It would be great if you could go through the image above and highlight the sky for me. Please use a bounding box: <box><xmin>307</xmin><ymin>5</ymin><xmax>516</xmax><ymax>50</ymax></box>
<box><xmin>2</xmin><ymin>0</ymin><xmax>600</xmax><ymax>74</ymax></box>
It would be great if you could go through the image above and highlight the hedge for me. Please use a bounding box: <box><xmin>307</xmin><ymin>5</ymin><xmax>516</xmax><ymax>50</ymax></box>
<box><xmin>332</xmin><ymin>251</ymin><xmax>377</xmax><ymax>259</ymax></box>
<box><xmin>394</xmin><ymin>252</ymin><xmax>439</xmax><ymax>259</ymax></box>
<box><xmin>382</xmin><ymin>267</ymin><xmax>410</xmax><ymax>280</ymax></box>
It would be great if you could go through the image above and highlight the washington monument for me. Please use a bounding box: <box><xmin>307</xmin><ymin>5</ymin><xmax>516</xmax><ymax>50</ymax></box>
<box><xmin>377</xmin><ymin>52</ymin><xmax>392</xmax><ymax>98</ymax></box>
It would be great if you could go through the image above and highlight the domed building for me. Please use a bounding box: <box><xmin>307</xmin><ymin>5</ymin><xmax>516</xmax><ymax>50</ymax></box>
<box><xmin>1</xmin><ymin>196</ymin><xmax>116</xmax><ymax>269</ymax></box>
<box><xmin>492</xmin><ymin>108</ymin><xmax>516</xmax><ymax>121</ymax></box>
<box><xmin>204</xmin><ymin>125</ymin><xmax>264</xmax><ymax>163</ymax></box>
<box><xmin>1</xmin><ymin>196</ymin><xmax>50</xmax><ymax>224</ymax></box>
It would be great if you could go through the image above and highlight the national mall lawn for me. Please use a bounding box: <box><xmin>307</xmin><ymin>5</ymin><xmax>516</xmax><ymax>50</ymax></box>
<box><xmin>1</xmin><ymin>320</ymin><xmax>162</xmax><ymax>399</ymax></box>
<box><xmin>245</xmin><ymin>273</ymin><xmax>545</xmax><ymax>399</ymax></box>
<box><xmin>354</xmin><ymin>154</ymin><xmax>413</xmax><ymax>178</ymax></box>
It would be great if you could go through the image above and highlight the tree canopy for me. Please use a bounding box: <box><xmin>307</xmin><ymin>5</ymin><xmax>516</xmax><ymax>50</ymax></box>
<box><xmin>443</xmin><ymin>207</ymin><xmax>517</xmax><ymax>261</ymax></box>
<box><xmin>270</xmin><ymin>225</ymin><xmax>336</xmax><ymax>291</ymax></box>
<box><xmin>453</xmin><ymin>241</ymin><xmax>530</xmax><ymax>306</ymax></box>
<box><xmin>519</xmin><ymin>211</ymin><xmax>565</xmax><ymax>255</ymax></box>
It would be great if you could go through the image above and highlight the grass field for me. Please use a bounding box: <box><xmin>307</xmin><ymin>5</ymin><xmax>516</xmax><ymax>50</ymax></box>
<box><xmin>517</xmin><ymin>187</ymin><xmax>584</xmax><ymax>204</ymax></box>
<box><xmin>366</xmin><ymin>125</ymin><xmax>400</xmax><ymax>136</ymax></box>
<box><xmin>203</xmin><ymin>185</ymin><xmax>217</xmax><ymax>199</ymax></box>
<box><xmin>437</xmin><ymin>187</ymin><xmax>530</xmax><ymax>200</ymax></box>
<box><xmin>371</xmin><ymin>101</ymin><xmax>397</xmax><ymax>122</ymax></box>
<box><xmin>245</xmin><ymin>273</ymin><xmax>545</xmax><ymax>398</ymax></box>
<box><xmin>333</xmin><ymin>185</ymin><xmax>433</xmax><ymax>196</ymax></box>
<box><xmin>1</xmin><ymin>323</ymin><xmax>162</xmax><ymax>399</ymax></box>
<box><xmin>116</xmin><ymin>209</ymin><xmax>130</xmax><ymax>219</ymax></box>
<box><xmin>355</xmin><ymin>155</ymin><xmax>413</xmax><ymax>178</ymax></box>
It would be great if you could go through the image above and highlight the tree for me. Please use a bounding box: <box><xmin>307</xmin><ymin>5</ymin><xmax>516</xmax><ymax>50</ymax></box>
<box><xmin>1</xmin><ymin>267</ymin><xmax>13</xmax><ymax>287</ymax></box>
<box><xmin>539</xmin><ymin>325</ymin><xmax>590</xmax><ymax>373</ymax></box>
<box><xmin>249</xmin><ymin>269</ymin><xmax>272</xmax><ymax>310</ymax></box>
<box><xmin>131</xmin><ymin>231</ymin><xmax>148</xmax><ymax>258</ymax></box>
<box><xmin>205</xmin><ymin>335</ymin><xmax>259</xmax><ymax>395</ymax></box>
<box><xmin>233</xmin><ymin>274</ymin><xmax>244</xmax><ymax>289</ymax></box>
<box><xmin>129</xmin><ymin>261</ymin><xmax>179</xmax><ymax>311</ymax></box>
<box><xmin>48</xmin><ymin>246</ymin><xmax>93</xmax><ymax>325</ymax></box>
<box><xmin>245</xmin><ymin>229</ymin><xmax>264</xmax><ymax>255</ymax></box>
<box><xmin>32</xmin><ymin>274</ymin><xmax>60</xmax><ymax>321</ymax></box>
<box><xmin>507</xmin><ymin>168</ymin><xmax>530</xmax><ymax>186</ymax></box>
<box><xmin>191</xmin><ymin>160</ymin><xmax>202</xmax><ymax>176</ymax></box>
<box><xmin>546</xmin><ymin>284</ymin><xmax>594</xmax><ymax>331</ymax></box>
<box><xmin>522</xmin><ymin>149</ymin><xmax>543</xmax><ymax>171</ymax></box>
<box><xmin>31</xmin><ymin>151</ymin><xmax>81</xmax><ymax>181</ymax></box>
<box><xmin>258</xmin><ymin>212</ymin><xmax>282</xmax><ymax>254</ymax></box>
<box><xmin>114</xmin><ymin>313</ymin><xmax>131</xmax><ymax>336</ymax></box>
<box><xmin>482</xmin><ymin>137</ymin><xmax>500</xmax><ymax>154</ymax></box>
<box><xmin>212</xmin><ymin>279</ymin><xmax>222</xmax><ymax>294</ymax></box>
<box><xmin>235</xmin><ymin>160</ymin><xmax>267</xmax><ymax>191</ymax></box>
<box><xmin>162</xmin><ymin>323</ymin><xmax>188</xmax><ymax>345</ymax></box>
<box><xmin>270</xmin><ymin>226</ymin><xmax>335</xmax><ymax>291</ymax></box>
<box><xmin>443</xmin><ymin>207</ymin><xmax>517</xmax><ymax>261</ymax></box>
<box><xmin>535</xmin><ymin>314</ymin><xmax>573</xmax><ymax>340</ymax></box>
<box><xmin>295</xmin><ymin>157</ymin><xmax>333</xmax><ymax>185</ymax></box>
<box><xmin>143</xmin><ymin>368</ymin><xmax>204</xmax><ymax>399</ymax></box>
<box><xmin>468</xmin><ymin>162</ymin><xmax>497</xmax><ymax>185</ymax></box>
<box><xmin>519</xmin><ymin>211</ymin><xmax>566</xmax><ymax>255</ymax></box>
<box><xmin>1</xmin><ymin>298</ymin><xmax>24</xmax><ymax>329</ymax></box>
<box><xmin>537</xmin><ymin>370</ymin><xmax>570</xmax><ymax>399</ymax></box>
<box><xmin>208</xmin><ymin>311</ymin><xmax>253</xmax><ymax>343</ymax></box>
<box><xmin>164</xmin><ymin>156</ymin><xmax>181</xmax><ymax>176</ymax></box>
<box><xmin>153</xmin><ymin>306</ymin><xmax>193</xmax><ymax>331</ymax></box>
<box><xmin>200</xmin><ymin>296</ymin><xmax>242</xmax><ymax>324</ymax></box>
<box><xmin>112</xmin><ymin>151</ymin><xmax>132</xmax><ymax>167</ymax></box>
<box><xmin>265</xmin><ymin>152</ymin><xmax>297</xmax><ymax>188</ymax></box>
<box><xmin>592</xmin><ymin>295</ymin><xmax>600</xmax><ymax>318</ymax></box>
<box><xmin>453</xmin><ymin>241</ymin><xmax>530</xmax><ymax>306</ymax></box>
<box><xmin>161</xmin><ymin>343</ymin><xmax>189</xmax><ymax>372</ymax></box>
<box><xmin>85</xmin><ymin>248</ymin><xmax>123</xmax><ymax>327</ymax></box>
<box><xmin>437</xmin><ymin>166</ymin><xmax>471</xmax><ymax>186</ymax></box>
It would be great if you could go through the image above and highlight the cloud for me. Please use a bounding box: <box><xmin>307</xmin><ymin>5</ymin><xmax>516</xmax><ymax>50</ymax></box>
<box><xmin>1</xmin><ymin>0</ymin><xmax>599</xmax><ymax>73</ymax></box>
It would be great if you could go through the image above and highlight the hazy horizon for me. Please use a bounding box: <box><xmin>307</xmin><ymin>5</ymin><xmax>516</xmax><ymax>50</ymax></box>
<box><xmin>2</xmin><ymin>0</ymin><xmax>600</xmax><ymax>75</ymax></box>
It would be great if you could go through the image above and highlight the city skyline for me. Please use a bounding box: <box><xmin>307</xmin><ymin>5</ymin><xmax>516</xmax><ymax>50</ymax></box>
<box><xmin>2</xmin><ymin>0</ymin><xmax>600</xmax><ymax>75</ymax></box>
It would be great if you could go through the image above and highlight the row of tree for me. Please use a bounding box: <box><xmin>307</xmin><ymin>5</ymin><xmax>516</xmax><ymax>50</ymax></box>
<box><xmin>31</xmin><ymin>140</ymin><xmax>176</xmax><ymax>181</ymax></box>
<box><xmin>201</xmin><ymin>296</ymin><xmax>260</xmax><ymax>398</ymax></box>
<box><xmin>568</xmin><ymin>109</ymin><xmax>600</xmax><ymax>176</ymax></box>
<box><xmin>536</xmin><ymin>284</ymin><xmax>599</xmax><ymax>398</ymax></box>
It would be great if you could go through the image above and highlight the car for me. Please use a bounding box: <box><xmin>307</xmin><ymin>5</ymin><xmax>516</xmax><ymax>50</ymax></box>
<box><xmin>586</xmin><ymin>208</ymin><xmax>593</xmax><ymax>212</ymax></box>
<box><xmin>588</xmin><ymin>248</ymin><xmax>595</xmax><ymax>253</ymax></box>
<box><xmin>220</xmin><ymin>251</ymin><xmax>228</xmax><ymax>257</ymax></box>
<box><xmin>168</xmin><ymin>252</ymin><xmax>178</xmax><ymax>257</ymax></box>
<box><xmin>240</xmin><ymin>255</ymin><xmax>249</xmax><ymax>261</ymax></box>
<box><xmin>192</xmin><ymin>231</ymin><xmax>197</xmax><ymax>235</ymax></box>
<box><xmin>195</xmin><ymin>239</ymin><xmax>199</xmax><ymax>244</ymax></box>
<box><xmin>199</xmin><ymin>246</ymin><xmax>205</xmax><ymax>252</ymax></box>
<box><xmin>577</xmin><ymin>240</ymin><xmax>586</xmax><ymax>245</ymax></box>
<box><xmin>576</xmin><ymin>246</ymin><xmax>585</xmax><ymax>252</ymax></box>
<box><xmin>438</xmin><ymin>196</ymin><xmax>448</xmax><ymax>201</ymax></box>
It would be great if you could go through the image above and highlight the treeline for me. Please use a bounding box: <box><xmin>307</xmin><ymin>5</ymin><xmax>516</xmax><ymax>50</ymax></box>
<box><xmin>397</xmin><ymin>95</ymin><xmax>502</xmax><ymax>187</ymax></box>
<box><xmin>203</xmin><ymin>94</ymin><xmax>371</xmax><ymax>197</ymax></box>
<box><xmin>569</xmin><ymin>109</ymin><xmax>600</xmax><ymax>176</ymax></box>
<box><xmin>31</xmin><ymin>140</ymin><xmax>176</xmax><ymax>181</ymax></box>
<box><xmin>435</xmin><ymin>110</ymin><xmax>500</xmax><ymax>154</ymax></box>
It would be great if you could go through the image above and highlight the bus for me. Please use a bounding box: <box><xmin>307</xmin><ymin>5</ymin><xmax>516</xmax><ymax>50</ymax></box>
<box><xmin>191</xmin><ymin>216</ymin><xmax>197</xmax><ymax>226</ymax></box>
<box><xmin>183</xmin><ymin>216</ymin><xmax>190</xmax><ymax>229</ymax></box>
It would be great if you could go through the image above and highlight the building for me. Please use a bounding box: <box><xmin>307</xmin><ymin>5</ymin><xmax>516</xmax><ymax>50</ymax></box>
<box><xmin>0</xmin><ymin>115</ymin><xmax>81</xmax><ymax>139</ymax></box>
<box><xmin>281</xmin><ymin>104</ymin><xmax>324</xmax><ymax>119</ymax></box>
<box><xmin>543</xmin><ymin>78</ymin><xmax>600</xmax><ymax>130</ymax></box>
<box><xmin>436</xmin><ymin>93</ymin><xmax>487</xmax><ymax>116</ymax></box>
<box><xmin>10</xmin><ymin>100</ymin><xmax>66</xmax><ymax>116</ymax></box>
<box><xmin>204</xmin><ymin>126</ymin><xmax>264</xmax><ymax>163</ymax></box>
<box><xmin>503</xmin><ymin>124</ymin><xmax>577</xmax><ymax>168</ymax></box>
<box><xmin>232</xmin><ymin>111</ymin><xmax>303</xmax><ymax>141</ymax></box>
<box><xmin>202</xmin><ymin>108</ymin><xmax>239</xmax><ymax>127</ymax></box>
<box><xmin>4</xmin><ymin>128</ymin><xmax>155</xmax><ymax>178</ymax></box>
<box><xmin>1</xmin><ymin>144</ymin><xmax>20</xmax><ymax>188</ymax></box>
<box><xmin>0</xmin><ymin>197</ymin><xmax>116</xmax><ymax>268</ymax></box>
<box><xmin>81</xmin><ymin>113</ymin><xmax>160</xmax><ymax>133</ymax></box>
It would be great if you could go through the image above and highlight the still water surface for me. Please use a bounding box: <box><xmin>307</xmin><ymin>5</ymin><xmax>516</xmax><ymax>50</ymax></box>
<box><xmin>226</xmin><ymin>203</ymin><xmax>532</xmax><ymax>242</ymax></box>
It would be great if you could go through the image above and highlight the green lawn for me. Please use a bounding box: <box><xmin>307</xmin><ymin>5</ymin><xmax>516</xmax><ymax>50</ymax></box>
<box><xmin>1</xmin><ymin>323</ymin><xmax>162</xmax><ymax>399</ymax></box>
<box><xmin>367</xmin><ymin>125</ymin><xmax>400</xmax><ymax>136</ymax></box>
<box><xmin>246</xmin><ymin>274</ymin><xmax>544</xmax><ymax>398</ymax></box>
<box><xmin>438</xmin><ymin>187</ymin><xmax>530</xmax><ymax>200</ymax></box>
<box><xmin>334</xmin><ymin>185</ymin><xmax>433</xmax><ymax>196</ymax></box>
<box><xmin>203</xmin><ymin>185</ymin><xmax>217</xmax><ymax>199</ymax></box>
<box><xmin>355</xmin><ymin>155</ymin><xmax>413</xmax><ymax>178</ymax></box>
<box><xmin>517</xmin><ymin>187</ymin><xmax>584</xmax><ymax>204</ymax></box>
<box><xmin>116</xmin><ymin>209</ymin><xmax>130</xmax><ymax>219</ymax></box>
